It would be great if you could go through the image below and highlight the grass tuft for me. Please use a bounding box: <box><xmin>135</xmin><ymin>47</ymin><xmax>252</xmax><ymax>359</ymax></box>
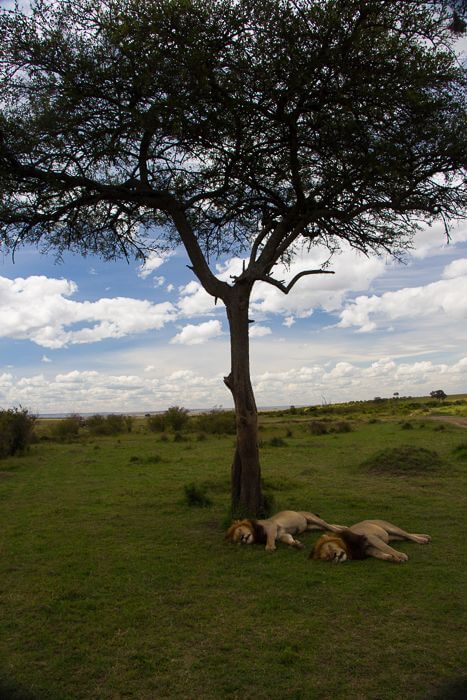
<box><xmin>362</xmin><ymin>445</ymin><xmax>443</xmax><ymax>475</ymax></box>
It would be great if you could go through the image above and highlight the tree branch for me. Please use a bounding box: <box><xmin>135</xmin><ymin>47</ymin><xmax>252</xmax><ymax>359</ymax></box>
<box><xmin>258</xmin><ymin>268</ymin><xmax>335</xmax><ymax>295</ymax></box>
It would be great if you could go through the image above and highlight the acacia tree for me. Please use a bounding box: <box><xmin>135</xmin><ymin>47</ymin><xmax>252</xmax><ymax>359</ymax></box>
<box><xmin>0</xmin><ymin>0</ymin><xmax>465</xmax><ymax>516</ymax></box>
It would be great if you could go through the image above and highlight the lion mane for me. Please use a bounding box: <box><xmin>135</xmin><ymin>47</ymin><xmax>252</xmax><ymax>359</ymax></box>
<box><xmin>225</xmin><ymin>519</ymin><xmax>267</xmax><ymax>544</ymax></box>
<box><xmin>310</xmin><ymin>529</ymin><xmax>369</xmax><ymax>560</ymax></box>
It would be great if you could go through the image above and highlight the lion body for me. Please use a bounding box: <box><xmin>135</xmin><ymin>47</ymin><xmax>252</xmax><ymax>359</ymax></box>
<box><xmin>225</xmin><ymin>510</ymin><xmax>344</xmax><ymax>552</ymax></box>
<box><xmin>310</xmin><ymin>519</ymin><xmax>431</xmax><ymax>563</ymax></box>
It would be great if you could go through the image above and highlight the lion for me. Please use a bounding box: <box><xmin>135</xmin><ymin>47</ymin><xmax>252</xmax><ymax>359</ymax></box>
<box><xmin>310</xmin><ymin>519</ymin><xmax>431</xmax><ymax>563</ymax></box>
<box><xmin>225</xmin><ymin>510</ymin><xmax>345</xmax><ymax>552</ymax></box>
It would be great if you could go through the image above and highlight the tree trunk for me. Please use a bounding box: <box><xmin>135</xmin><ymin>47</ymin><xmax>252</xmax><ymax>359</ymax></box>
<box><xmin>224</xmin><ymin>284</ymin><xmax>263</xmax><ymax>517</ymax></box>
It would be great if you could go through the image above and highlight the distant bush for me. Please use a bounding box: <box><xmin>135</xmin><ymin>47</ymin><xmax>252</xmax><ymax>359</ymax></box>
<box><xmin>146</xmin><ymin>414</ymin><xmax>166</xmax><ymax>432</ymax></box>
<box><xmin>52</xmin><ymin>414</ymin><xmax>83</xmax><ymax>441</ymax></box>
<box><xmin>362</xmin><ymin>445</ymin><xmax>442</xmax><ymax>475</ymax></box>
<box><xmin>85</xmin><ymin>414</ymin><xmax>131</xmax><ymax>436</ymax></box>
<box><xmin>183</xmin><ymin>482</ymin><xmax>212</xmax><ymax>507</ymax></box>
<box><xmin>308</xmin><ymin>420</ymin><xmax>329</xmax><ymax>435</ymax></box>
<box><xmin>400</xmin><ymin>421</ymin><xmax>414</xmax><ymax>430</ymax></box>
<box><xmin>0</xmin><ymin>407</ymin><xmax>36</xmax><ymax>458</ymax></box>
<box><xmin>452</xmin><ymin>443</ymin><xmax>467</xmax><ymax>461</ymax></box>
<box><xmin>195</xmin><ymin>410</ymin><xmax>236</xmax><ymax>435</ymax></box>
<box><xmin>308</xmin><ymin>420</ymin><xmax>352</xmax><ymax>435</ymax></box>
<box><xmin>264</xmin><ymin>436</ymin><xmax>287</xmax><ymax>447</ymax></box>
<box><xmin>165</xmin><ymin>406</ymin><xmax>189</xmax><ymax>431</ymax></box>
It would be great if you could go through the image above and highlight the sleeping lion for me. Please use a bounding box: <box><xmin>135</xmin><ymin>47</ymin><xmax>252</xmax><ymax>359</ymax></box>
<box><xmin>310</xmin><ymin>519</ymin><xmax>431</xmax><ymax>563</ymax></box>
<box><xmin>225</xmin><ymin>510</ymin><xmax>345</xmax><ymax>552</ymax></box>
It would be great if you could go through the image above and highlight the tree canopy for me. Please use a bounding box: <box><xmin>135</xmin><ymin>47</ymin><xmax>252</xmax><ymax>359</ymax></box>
<box><xmin>1</xmin><ymin>0</ymin><xmax>466</xmax><ymax>515</ymax></box>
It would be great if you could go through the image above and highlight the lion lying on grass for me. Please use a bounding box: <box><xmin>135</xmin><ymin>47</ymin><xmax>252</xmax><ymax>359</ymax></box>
<box><xmin>310</xmin><ymin>519</ymin><xmax>431</xmax><ymax>563</ymax></box>
<box><xmin>225</xmin><ymin>510</ymin><xmax>345</xmax><ymax>552</ymax></box>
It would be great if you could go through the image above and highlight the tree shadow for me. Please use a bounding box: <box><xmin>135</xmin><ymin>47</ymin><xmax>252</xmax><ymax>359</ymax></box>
<box><xmin>430</xmin><ymin>677</ymin><xmax>467</xmax><ymax>700</ymax></box>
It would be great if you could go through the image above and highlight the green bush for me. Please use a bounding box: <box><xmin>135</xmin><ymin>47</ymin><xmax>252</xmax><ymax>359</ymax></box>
<box><xmin>308</xmin><ymin>420</ymin><xmax>329</xmax><ymax>435</ymax></box>
<box><xmin>165</xmin><ymin>406</ymin><xmax>189</xmax><ymax>431</ymax></box>
<box><xmin>0</xmin><ymin>407</ymin><xmax>36</xmax><ymax>458</ymax></box>
<box><xmin>195</xmin><ymin>410</ymin><xmax>236</xmax><ymax>435</ymax></box>
<box><xmin>52</xmin><ymin>414</ymin><xmax>83</xmax><ymax>441</ymax></box>
<box><xmin>362</xmin><ymin>445</ymin><xmax>442</xmax><ymax>475</ymax></box>
<box><xmin>146</xmin><ymin>414</ymin><xmax>166</xmax><ymax>432</ymax></box>
<box><xmin>183</xmin><ymin>482</ymin><xmax>212</xmax><ymax>507</ymax></box>
<box><xmin>85</xmin><ymin>414</ymin><xmax>131</xmax><ymax>436</ymax></box>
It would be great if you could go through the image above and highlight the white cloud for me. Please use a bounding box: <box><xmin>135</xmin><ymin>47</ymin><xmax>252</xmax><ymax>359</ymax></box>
<box><xmin>338</xmin><ymin>270</ymin><xmax>467</xmax><ymax>332</ymax></box>
<box><xmin>0</xmin><ymin>275</ymin><xmax>177</xmax><ymax>348</ymax></box>
<box><xmin>137</xmin><ymin>251</ymin><xmax>172</xmax><ymax>279</ymax></box>
<box><xmin>283</xmin><ymin>316</ymin><xmax>295</xmax><ymax>327</ymax></box>
<box><xmin>176</xmin><ymin>281</ymin><xmax>219</xmax><ymax>317</ymax></box>
<box><xmin>412</xmin><ymin>221</ymin><xmax>467</xmax><ymax>259</ymax></box>
<box><xmin>2</xmin><ymin>353</ymin><xmax>466</xmax><ymax>415</ymax></box>
<box><xmin>249</xmin><ymin>244</ymin><xmax>386</xmax><ymax>319</ymax></box>
<box><xmin>249</xmin><ymin>325</ymin><xmax>272</xmax><ymax>338</ymax></box>
<box><xmin>170</xmin><ymin>320</ymin><xmax>223</xmax><ymax>345</ymax></box>
<box><xmin>442</xmin><ymin>258</ymin><xmax>467</xmax><ymax>279</ymax></box>
<box><xmin>41</xmin><ymin>355</ymin><xmax>52</xmax><ymax>363</ymax></box>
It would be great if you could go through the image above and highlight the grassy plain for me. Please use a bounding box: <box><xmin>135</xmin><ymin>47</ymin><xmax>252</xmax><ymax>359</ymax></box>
<box><xmin>0</xmin><ymin>399</ymin><xmax>466</xmax><ymax>700</ymax></box>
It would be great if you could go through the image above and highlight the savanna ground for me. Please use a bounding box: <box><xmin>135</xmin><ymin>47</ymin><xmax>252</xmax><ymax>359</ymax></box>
<box><xmin>0</xmin><ymin>396</ymin><xmax>466</xmax><ymax>700</ymax></box>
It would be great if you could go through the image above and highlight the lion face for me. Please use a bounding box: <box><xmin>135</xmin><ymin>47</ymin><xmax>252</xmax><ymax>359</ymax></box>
<box><xmin>225</xmin><ymin>520</ymin><xmax>255</xmax><ymax>545</ymax></box>
<box><xmin>312</xmin><ymin>534</ymin><xmax>348</xmax><ymax>562</ymax></box>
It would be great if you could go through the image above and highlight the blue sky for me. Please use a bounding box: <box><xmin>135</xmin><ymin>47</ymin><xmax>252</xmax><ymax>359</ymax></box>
<box><xmin>1</xmin><ymin>220</ymin><xmax>466</xmax><ymax>415</ymax></box>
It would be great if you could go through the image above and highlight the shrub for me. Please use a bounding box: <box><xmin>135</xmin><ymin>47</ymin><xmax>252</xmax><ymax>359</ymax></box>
<box><xmin>85</xmin><ymin>414</ymin><xmax>131</xmax><ymax>436</ymax></box>
<box><xmin>265</xmin><ymin>436</ymin><xmax>287</xmax><ymax>447</ymax></box>
<box><xmin>400</xmin><ymin>421</ymin><xmax>414</xmax><ymax>430</ymax></box>
<box><xmin>165</xmin><ymin>406</ymin><xmax>189</xmax><ymax>431</ymax></box>
<box><xmin>52</xmin><ymin>414</ymin><xmax>83</xmax><ymax>441</ymax></box>
<box><xmin>332</xmin><ymin>421</ymin><xmax>353</xmax><ymax>433</ymax></box>
<box><xmin>362</xmin><ymin>445</ymin><xmax>442</xmax><ymax>475</ymax></box>
<box><xmin>308</xmin><ymin>420</ymin><xmax>329</xmax><ymax>435</ymax></box>
<box><xmin>183</xmin><ymin>482</ymin><xmax>212</xmax><ymax>507</ymax></box>
<box><xmin>146</xmin><ymin>414</ymin><xmax>166</xmax><ymax>432</ymax></box>
<box><xmin>452</xmin><ymin>443</ymin><xmax>467</xmax><ymax>460</ymax></box>
<box><xmin>195</xmin><ymin>409</ymin><xmax>236</xmax><ymax>435</ymax></box>
<box><xmin>0</xmin><ymin>407</ymin><xmax>36</xmax><ymax>458</ymax></box>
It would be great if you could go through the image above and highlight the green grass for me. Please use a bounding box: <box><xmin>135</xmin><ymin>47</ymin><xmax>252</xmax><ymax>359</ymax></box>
<box><xmin>0</xmin><ymin>415</ymin><xmax>466</xmax><ymax>699</ymax></box>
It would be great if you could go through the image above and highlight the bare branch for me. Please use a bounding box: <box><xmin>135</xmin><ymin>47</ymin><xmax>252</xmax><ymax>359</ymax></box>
<box><xmin>258</xmin><ymin>268</ymin><xmax>335</xmax><ymax>295</ymax></box>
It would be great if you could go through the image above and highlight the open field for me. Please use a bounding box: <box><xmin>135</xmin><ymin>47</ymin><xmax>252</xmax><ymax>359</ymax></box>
<box><xmin>0</xmin><ymin>402</ymin><xmax>466</xmax><ymax>699</ymax></box>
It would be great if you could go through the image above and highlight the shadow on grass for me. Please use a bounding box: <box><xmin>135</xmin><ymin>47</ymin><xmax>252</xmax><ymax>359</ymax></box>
<box><xmin>429</xmin><ymin>677</ymin><xmax>467</xmax><ymax>700</ymax></box>
<box><xmin>0</xmin><ymin>676</ymin><xmax>42</xmax><ymax>700</ymax></box>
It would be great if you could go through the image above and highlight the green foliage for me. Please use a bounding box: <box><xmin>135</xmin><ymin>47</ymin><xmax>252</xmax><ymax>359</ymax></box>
<box><xmin>264</xmin><ymin>436</ymin><xmax>287</xmax><ymax>447</ymax></box>
<box><xmin>164</xmin><ymin>406</ymin><xmax>189</xmax><ymax>432</ymax></box>
<box><xmin>308</xmin><ymin>420</ymin><xmax>352</xmax><ymax>435</ymax></box>
<box><xmin>194</xmin><ymin>410</ymin><xmax>236</xmax><ymax>435</ymax></box>
<box><xmin>362</xmin><ymin>445</ymin><xmax>443</xmax><ymax>475</ymax></box>
<box><xmin>146</xmin><ymin>414</ymin><xmax>166</xmax><ymax>432</ymax></box>
<box><xmin>0</xmin><ymin>407</ymin><xmax>36</xmax><ymax>458</ymax></box>
<box><xmin>51</xmin><ymin>414</ymin><xmax>83</xmax><ymax>441</ymax></box>
<box><xmin>183</xmin><ymin>482</ymin><xmax>213</xmax><ymax>507</ymax></box>
<box><xmin>452</xmin><ymin>442</ymin><xmax>467</xmax><ymax>460</ymax></box>
<box><xmin>85</xmin><ymin>414</ymin><xmax>131</xmax><ymax>436</ymax></box>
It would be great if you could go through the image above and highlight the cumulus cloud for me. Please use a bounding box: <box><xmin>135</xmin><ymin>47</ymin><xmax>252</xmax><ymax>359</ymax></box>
<box><xmin>338</xmin><ymin>262</ymin><xmax>467</xmax><ymax>332</ymax></box>
<box><xmin>412</xmin><ymin>221</ymin><xmax>467</xmax><ymax>259</ymax></box>
<box><xmin>249</xmin><ymin>325</ymin><xmax>272</xmax><ymax>338</ymax></box>
<box><xmin>176</xmin><ymin>281</ymin><xmax>219</xmax><ymax>316</ymax></box>
<box><xmin>137</xmin><ymin>251</ymin><xmax>173</xmax><ymax>279</ymax></box>
<box><xmin>2</xmin><ymin>354</ymin><xmax>466</xmax><ymax>415</ymax></box>
<box><xmin>170</xmin><ymin>320</ymin><xmax>223</xmax><ymax>345</ymax></box>
<box><xmin>0</xmin><ymin>275</ymin><xmax>177</xmax><ymax>348</ymax></box>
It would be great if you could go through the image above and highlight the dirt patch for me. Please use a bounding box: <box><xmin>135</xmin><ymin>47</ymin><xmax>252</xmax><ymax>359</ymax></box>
<box><xmin>425</xmin><ymin>415</ymin><xmax>467</xmax><ymax>428</ymax></box>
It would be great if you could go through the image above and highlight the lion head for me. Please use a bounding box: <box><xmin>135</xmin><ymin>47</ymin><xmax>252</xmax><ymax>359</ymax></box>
<box><xmin>225</xmin><ymin>519</ymin><xmax>256</xmax><ymax>544</ymax></box>
<box><xmin>310</xmin><ymin>529</ymin><xmax>368</xmax><ymax>562</ymax></box>
<box><xmin>225</xmin><ymin>519</ymin><xmax>268</xmax><ymax>545</ymax></box>
<box><xmin>310</xmin><ymin>533</ymin><xmax>349</xmax><ymax>562</ymax></box>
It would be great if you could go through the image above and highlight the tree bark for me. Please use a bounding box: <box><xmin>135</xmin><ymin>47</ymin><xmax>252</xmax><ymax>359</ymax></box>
<box><xmin>224</xmin><ymin>284</ymin><xmax>263</xmax><ymax>517</ymax></box>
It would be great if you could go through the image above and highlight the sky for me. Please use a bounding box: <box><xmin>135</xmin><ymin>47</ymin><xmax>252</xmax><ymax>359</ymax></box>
<box><xmin>1</xmin><ymin>0</ymin><xmax>466</xmax><ymax>415</ymax></box>
<box><xmin>1</xmin><ymin>220</ymin><xmax>467</xmax><ymax>415</ymax></box>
